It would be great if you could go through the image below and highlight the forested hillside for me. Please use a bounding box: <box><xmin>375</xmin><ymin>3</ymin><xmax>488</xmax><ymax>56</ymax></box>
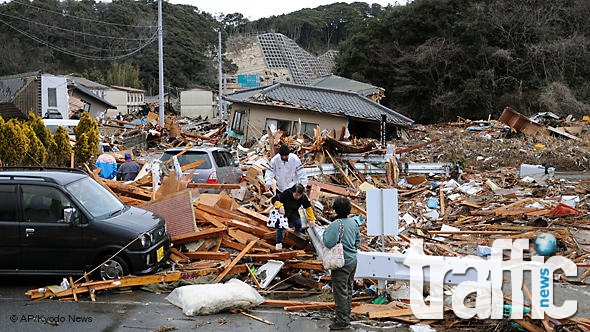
<box><xmin>1</xmin><ymin>0</ymin><xmax>589</xmax><ymax>123</ymax></box>
<box><xmin>336</xmin><ymin>0</ymin><xmax>590</xmax><ymax>122</ymax></box>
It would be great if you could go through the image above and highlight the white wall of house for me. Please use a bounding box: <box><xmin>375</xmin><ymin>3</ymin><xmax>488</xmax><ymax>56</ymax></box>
<box><xmin>41</xmin><ymin>75</ymin><xmax>69</xmax><ymax>119</ymax></box>
<box><xmin>180</xmin><ymin>89</ymin><xmax>216</xmax><ymax>119</ymax></box>
<box><xmin>103</xmin><ymin>87</ymin><xmax>145</xmax><ymax>118</ymax></box>
<box><xmin>229</xmin><ymin>103</ymin><xmax>347</xmax><ymax>141</ymax></box>
<box><xmin>103</xmin><ymin>89</ymin><xmax>127</xmax><ymax>117</ymax></box>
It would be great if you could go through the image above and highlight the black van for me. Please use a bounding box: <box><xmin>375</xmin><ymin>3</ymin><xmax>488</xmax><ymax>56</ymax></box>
<box><xmin>0</xmin><ymin>168</ymin><xmax>170</xmax><ymax>280</ymax></box>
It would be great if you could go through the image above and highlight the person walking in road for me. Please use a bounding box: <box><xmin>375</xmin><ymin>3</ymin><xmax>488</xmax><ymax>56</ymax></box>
<box><xmin>117</xmin><ymin>152</ymin><xmax>141</xmax><ymax>181</ymax></box>
<box><xmin>264</xmin><ymin>144</ymin><xmax>307</xmax><ymax>194</ymax></box>
<box><xmin>271</xmin><ymin>183</ymin><xmax>316</xmax><ymax>250</ymax></box>
<box><xmin>322</xmin><ymin>197</ymin><xmax>361</xmax><ymax>330</ymax></box>
<box><xmin>94</xmin><ymin>145</ymin><xmax>117</xmax><ymax>180</ymax></box>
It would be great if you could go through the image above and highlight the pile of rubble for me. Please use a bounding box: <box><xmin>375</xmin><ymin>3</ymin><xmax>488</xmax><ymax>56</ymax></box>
<box><xmin>27</xmin><ymin>107</ymin><xmax>590</xmax><ymax>331</ymax></box>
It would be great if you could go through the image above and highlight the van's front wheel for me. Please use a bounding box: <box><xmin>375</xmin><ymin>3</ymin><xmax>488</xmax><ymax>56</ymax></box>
<box><xmin>97</xmin><ymin>255</ymin><xmax>129</xmax><ymax>280</ymax></box>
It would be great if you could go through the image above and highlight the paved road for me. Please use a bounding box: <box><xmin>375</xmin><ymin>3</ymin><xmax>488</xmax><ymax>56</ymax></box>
<box><xmin>0</xmin><ymin>276</ymin><xmax>362</xmax><ymax>332</ymax></box>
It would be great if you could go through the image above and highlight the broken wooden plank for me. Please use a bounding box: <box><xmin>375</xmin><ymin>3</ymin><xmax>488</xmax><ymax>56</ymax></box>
<box><xmin>183</xmin><ymin>251</ymin><xmax>231</xmax><ymax>261</ymax></box>
<box><xmin>215</xmin><ymin>239</ymin><xmax>258</xmax><ymax>283</ymax></box>
<box><xmin>187</xmin><ymin>183</ymin><xmax>242</xmax><ymax>190</ymax></box>
<box><xmin>308</xmin><ymin>179</ymin><xmax>359</xmax><ymax>197</ymax></box>
<box><xmin>26</xmin><ymin>272</ymin><xmax>182</xmax><ymax>300</ymax></box>
<box><xmin>171</xmin><ymin>227</ymin><xmax>227</xmax><ymax>245</ymax></box>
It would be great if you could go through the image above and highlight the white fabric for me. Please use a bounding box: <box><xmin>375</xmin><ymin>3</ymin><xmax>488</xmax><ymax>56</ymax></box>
<box><xmin>267</xmin><ymin>208</ymin><xmax>289</xmax><ymax>229</ymax></box>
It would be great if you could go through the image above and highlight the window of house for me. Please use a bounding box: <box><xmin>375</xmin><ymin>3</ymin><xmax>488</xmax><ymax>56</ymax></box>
<box><xmin>80</xmin><ymin>99</ymin><xmax>90</xmax><ymax>112</ymax></box>
<box><xmin>231</xmin><ymin>110</ymin><xmax>245</xmax><ymax>134</ymax></box>
<box><xmin>48</xmin><ymin>88</ymin><xmax>57</xmax><ymax>107</ymax></box>
<box><xmin>265</xmin><ymin>118</ymin><xmax>292</xmax><ymax>135</ymax></box>
<box><xmin>293</xmin><ymin>121</ymin><xmax>317</xmax><ymax>137</ymax></box>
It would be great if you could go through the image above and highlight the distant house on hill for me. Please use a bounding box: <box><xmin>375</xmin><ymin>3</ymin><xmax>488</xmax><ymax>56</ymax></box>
<box><xmin>224</xmin><ymin>82</ymin><xmax>413</xmax><ymax>142</ymax></box>
<box><xmin>0</xmin><ymin>72</ymin><xmax>69</xmax><ymax>120</ymax></box>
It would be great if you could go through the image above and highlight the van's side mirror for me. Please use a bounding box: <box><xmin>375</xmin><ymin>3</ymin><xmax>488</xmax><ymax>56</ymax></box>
<box><xmin>63</xmin><ymin>207</ymin><xmax>79</xmax><ymax>225</ymax></box>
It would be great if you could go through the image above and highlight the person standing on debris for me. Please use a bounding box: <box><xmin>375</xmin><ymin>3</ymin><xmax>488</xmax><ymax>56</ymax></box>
<box><xmin>271</xmin><ymin>183</ymin><xmax>316</xmax><ymax>250</ymax></box>
<box><xmin>94</xmin><ymin>145</ymin><xmax>117</xmax><ymax>180</ymax></box>
<box><xmin>117</xmin><ymin>153</ymin><xmax>141</xmax><ymax>181</ymax></box>
<box><xmin>323</xmin><ymin>197</ymin><xmax>361</xmax><ymax>330</ymax></box>
<box><xmin>264</xmin><ymin>144</ymin><xmax>307</xmax><ymax>194</ymax></box>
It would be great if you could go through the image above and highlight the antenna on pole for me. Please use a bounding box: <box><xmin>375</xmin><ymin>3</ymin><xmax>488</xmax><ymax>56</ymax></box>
<box><xmin>218</xmin><ymin>30</ymin><xmax>224</xmax><ymax>120</ymax></box>
<box><xmin>158</xmin><ymin>0</ymin><xmax>165</xmax><ymax>127</ymax></box>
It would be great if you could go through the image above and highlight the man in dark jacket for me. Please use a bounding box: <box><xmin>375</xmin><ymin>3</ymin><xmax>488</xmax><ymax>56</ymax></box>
<box><xmin>116</xmin><ymin>153</ymin><xmax>141</xmax><ymax>181</ymax></box>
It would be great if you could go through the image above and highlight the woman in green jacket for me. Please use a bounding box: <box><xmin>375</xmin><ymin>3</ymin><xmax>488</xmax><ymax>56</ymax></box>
<box><xmin>322</xmin><ymin>197</ymin><xmax>361</xmax><ymax>330</ymax></box>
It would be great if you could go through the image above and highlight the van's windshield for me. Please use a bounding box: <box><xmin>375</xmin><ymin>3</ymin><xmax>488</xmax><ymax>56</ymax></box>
<box><xmin>65</xmin><ymin>177</ymin><xmax>124</xmax><ymax>218</ymax></box>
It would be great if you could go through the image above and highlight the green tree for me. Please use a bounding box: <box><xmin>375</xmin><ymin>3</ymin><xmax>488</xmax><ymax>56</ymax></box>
<box><xmin>106</xmin><ymin>62</ymin><xmax>141</xmax><ymax>88</ymax></box>
<box><xmin>28</xmin><ymin>111</ymin><xmax>55</xmax><ymax>149</ymax></box>
<box><xmin>52</xmin><ymin>126</ymin><xmax>73</xmax><ymax>167</ymax></box>
<box><xmin>73</xmin><ymin>132</ymin><xmax>91</xmax><ymax>167</ymax></box>
<box><xmin>1</xmin><ymin>119</ymin><xmax>29</xmax><ymax>165</ymax></box>
<box><xmin>22</xmin><ymin>123</ymin><xmax>47</xmax><ymax>166</ymax></box>
<box><xmin>73</xmin><ymin>112</ymin><xmax>99</xmax><ymax>166</ymax></box>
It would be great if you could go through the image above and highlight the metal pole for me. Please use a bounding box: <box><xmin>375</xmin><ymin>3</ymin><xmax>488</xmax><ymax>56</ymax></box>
<box><xmin>381</xmin><ymin>114</ymin><xmax>387</xmax><ymax>147</ymax></box>
<box><xmin>218</xmin><ymin>31</ymin><xmax>224</xmax><ymax>119</ymax></box>
<box><xmin>158</xmin><ymin>0</ymin><xmax>165</xmax><ymax>127</ymax></box>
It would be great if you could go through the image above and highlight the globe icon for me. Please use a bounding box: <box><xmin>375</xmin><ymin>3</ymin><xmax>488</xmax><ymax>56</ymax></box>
<box><xmin>534</xmin><ymin>232</ymin><xmax>557</xmax><ymax>256</ymax></box>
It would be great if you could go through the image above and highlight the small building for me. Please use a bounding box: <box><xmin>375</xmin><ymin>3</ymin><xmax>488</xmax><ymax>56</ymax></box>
<box><xmin>0</xmin><ymin>72</ymin><xmax>69</xmax><ymax>120</ymax></box>
<box><xmin>224</xmin><ymin>82</ymin><xmax>413</xmax><ymax>142</ymax></box>
<box><xmin>103</xmin><ymin>86</ymin><xmax>146</xmax><ymax>118</ymax></box>
<box><xmin>179</xmin><ymin>87</ymin><xmax>216</xmax><ymax>119</ymax></box>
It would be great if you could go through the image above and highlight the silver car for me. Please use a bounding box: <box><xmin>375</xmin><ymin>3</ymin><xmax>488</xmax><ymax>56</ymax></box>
<box><xmin>159</xmin><ymin>146</ymin><xmax>242</xmax><ymax>190</ymax></box>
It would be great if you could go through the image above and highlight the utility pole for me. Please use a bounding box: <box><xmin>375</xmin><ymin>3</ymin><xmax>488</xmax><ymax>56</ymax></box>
<box><xmin>218</xmin><ymin>30</ymin><xmax>224</xmax><ymax>120</ymax></box>
<box><xmin>158</xmin><ymin>0</ymin><xmax>165</xmax><ymax>127</ymax></box>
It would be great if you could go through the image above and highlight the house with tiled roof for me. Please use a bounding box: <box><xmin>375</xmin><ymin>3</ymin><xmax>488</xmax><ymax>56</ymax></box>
<box><xmin>224</xmin><ymin>82</ymin><xmax>413</xmax><ymax>142</ymax></box>
<box><xmin>310</xmin><ymin>74</ymin><xmax>385</xmax><ymax>104</ymax></box>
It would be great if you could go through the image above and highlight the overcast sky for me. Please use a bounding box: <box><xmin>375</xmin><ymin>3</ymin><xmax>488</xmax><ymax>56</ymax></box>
<box><xmin>168</xmin><ymin>0</ymin><xmax>402</xmax><ymax>20</ymax></box>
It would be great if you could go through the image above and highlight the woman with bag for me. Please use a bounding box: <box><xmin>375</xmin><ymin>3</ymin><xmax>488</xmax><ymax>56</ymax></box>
<box><xmin>322</xmin><ymin>197</ymin><xmax>361</xmax><ymax>330</ymax></box>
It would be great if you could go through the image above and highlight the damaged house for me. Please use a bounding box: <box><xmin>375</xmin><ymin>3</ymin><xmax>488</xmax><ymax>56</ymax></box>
<box><xmin>0</xmin><ymin>71</ymin><xmax>69</xmax><ymax>120</ymax></box>
<box><xmin>224</xmin><ymin>82</ymin><xmax>414</xmax><ymax>142</ymax></box>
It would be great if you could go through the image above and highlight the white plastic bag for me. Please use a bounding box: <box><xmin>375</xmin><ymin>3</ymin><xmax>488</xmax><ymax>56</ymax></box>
<box><xmin>165</xmin><ymin>278</ymin><xmax>265</xmax><ymax>316</ymax></box>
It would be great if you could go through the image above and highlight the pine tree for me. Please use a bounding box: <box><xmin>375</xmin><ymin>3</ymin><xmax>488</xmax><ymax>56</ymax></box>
<box><xmin>22</xmin><ymin>123</ymin><xmax>47</xmax><ymax>166</ymax></box>
<box><xmin>73</xmin><ymin>112</ymin><xmax>99</xmax><ymax>166</ymax></box>
<box><xmin>52</xmin><ymin>126</ymin><xmax>73</xmax><ymax>167</ymax></box>
<box><xmin>1</xmin><ymin>119</ymin><xmax>29</xmax><ymax>165</ymax></box>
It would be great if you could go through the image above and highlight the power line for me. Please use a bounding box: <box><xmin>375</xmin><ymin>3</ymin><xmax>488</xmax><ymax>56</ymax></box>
<box><xmin>0</xmin><ymin>12</ymin><xmax>156</xmax><ymax>42</ymax></box>
<box><xmin>0</xmin><ymin>18</ymin><xmax>158</xmax><ymax>61</ymax></box>
<box><xmin>0</xmin><ymin>0</ymin><xmax>159</xmax><ymax>61</ymax></box>
<box><xmin>10</xmin><ymin>0</ymin><xmax>157</xmax><ymax>28</ymax></box>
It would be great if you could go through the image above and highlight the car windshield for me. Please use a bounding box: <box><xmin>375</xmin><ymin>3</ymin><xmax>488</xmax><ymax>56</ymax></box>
<box><xmin>65</xmin><ymin>177</ymin><xmax>124</xmax><ymax>218</ymax></box>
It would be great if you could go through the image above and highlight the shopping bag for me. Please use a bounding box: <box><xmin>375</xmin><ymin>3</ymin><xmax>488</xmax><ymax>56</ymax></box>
<box><xmin>322</xmin><ymin>242</ymin><xmax>345</xmax><ymax>270</ymax></box>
